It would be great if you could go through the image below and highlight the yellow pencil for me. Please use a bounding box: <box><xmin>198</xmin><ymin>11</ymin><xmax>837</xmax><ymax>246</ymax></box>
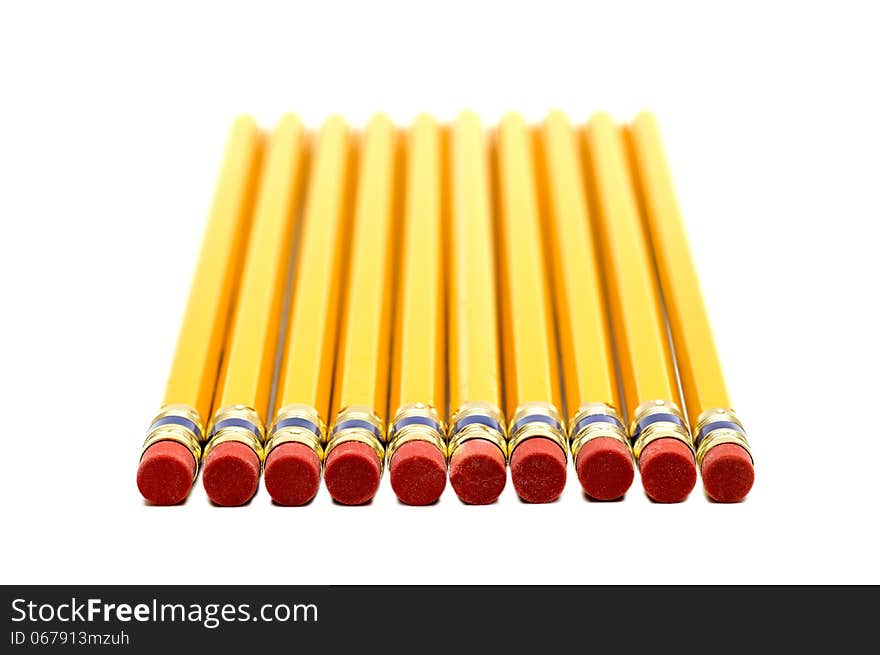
<box><xmin>495</xmin><ymin>113</ymin><xmax>567</xmax><ymax>504</ymax></box>
<box><xmin>324</xmin><ymin>114</ymin><xmax>399</xmax><ymax>505</ymax></box>
<box><xmin>387</xmin><ymin>115</ymin><xmax>448</xmax><ymax>506</ymax></box>
<box><xmin>263</xmin><ymin>116</ymin><xmax>354</xmax><ymax>506</ymax></box>
<box><xmin>584</xmin><ymin>112</ymin><xmax>696</xmax><ymax>503</ymax></box>
<box><xmin>537</xmin><ymin>111</ymin><xmax>634</xmax><ymax>500</ymax></box>
<box><xmin>137</xmin><ymin>117</ymin><xmax>263</xmax><ymax>506</ymax></box>
<box><xmin>446</xmin><ymin>112</ymin><xmax>508</xmax><ymax>504</ymax></box>
<box><xmin>627</xmin><ymin>112</ymin><xmax>754</xmax><ymax>502</ymax></box>
<box><xmin>201</xmin><ymin>115</ymin><xmax>307</xmax><ymax>506</ymax></box>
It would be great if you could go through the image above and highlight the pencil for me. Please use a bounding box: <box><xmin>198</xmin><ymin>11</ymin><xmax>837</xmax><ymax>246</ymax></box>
<box><xmin>495</xmin><ymin>113</ymin><xmax>568</xmax><ymax>504</ymax></box>
<box><xmin>584</xmin><ymin>112</ymin><xmax>697</xmax><ymax>503</ymax></box>
<box><xmin>626</xmin><ymin>113</ymin><xmax>754</xmax><ymax>502</ymax></box>
<box><xmin>446</xmin><ymin>112</ymin><xmax>508</xmax><ymax>504</ymax></box>
<box><xmin>137</xmin><ymin>117</ymin><xmax>263</xmax><ymax>505</ymax></box>
<box><xmin>263</xmin><ymin>116</ymin><xmax>354</xmax><ymax>506</ymax></box>
<box><xmin>201</xmin><ymin>115</ymin><xmax>307</xmax><ymax>506</ymax></box>
<box><xmin>537</xmin><ymin>111</ymin><xmax>634</xmax><ymax>500</ymax></box>
<box><xmin>324</xmin><ymin>114</ymin><xmax>399</xmax><ymax>505</ymax></box>
<box><xmin>387</xmin><ymin>115</ymin><xmax>448</xmax><ymax>506</ymax></box>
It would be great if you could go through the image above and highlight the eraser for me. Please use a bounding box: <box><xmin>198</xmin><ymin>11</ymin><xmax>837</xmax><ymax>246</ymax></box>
<box><xmin>701</xmin><ymin>443</ymin><xmax>754</xmax><ymax>503</ymax></box>
<box><xmin>575</xmin><ymin>437</ymin><xmax>634</xmax><ymax>501</ymax></box>
<box><xmin>510</xmin><ymin>437</ymin><xmax>567</xmax><ymax>503</ymax></box>
<box><xmin>323</xmin><ymin>441</ymin><xmax>382</xmax><ymax>505</ymax></box>
<box><xmin>389</xmin><ymin>441</ymin><xmax>447</xmax><ymax>506</ymax></box>
<box><xmin>137</xmin><ymin>441</ymin><xmax>196</xmax><ymax>506</ymax></box>
<box><xmin>449</xmin><ymin>439</ymin><xmax>507</xmax><ymax>505</ymax></box>
<box><xmin>639</xmin><ymin>438</ymin><xmax>697</xmax><ymax>503</ymax></box>
<box><xmin>202</xmin><ymin>441</ymin><xmax>260</xmax><ymax>506</ymax></box>
<box><xmin>264</xmin><ymin>443</ymin><xmax>322</xmax><ymax>506</ymax></box>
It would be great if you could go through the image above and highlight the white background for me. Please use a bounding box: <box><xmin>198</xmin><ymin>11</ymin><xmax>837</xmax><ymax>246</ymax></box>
<box><xmin>1</xmin><ymin>1</ymin><xmax>878</xmax><ymax>585</ymax></box>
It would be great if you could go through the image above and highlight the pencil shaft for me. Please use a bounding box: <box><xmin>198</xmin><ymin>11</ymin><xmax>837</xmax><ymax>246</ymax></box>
<box><xmin>275</xmin><ymin>117</ymin><xmax>352</xmax><ymax>417</ymax></box>
<box><xmin>538</xmin><ymin>111</ymin><xmax>619</xmax><ymax>411</ymax></box>
<box><xmin>162</xmin><ymin>117</ymin><xmax>263</xmax><ymax>421</ymax></box>
<box><xmin>495</xmin><ymin>113</ymin><xmax>560</xmax><ymax>413</ymax></box>
<box><xmin>332</xmin><ymin>115</ymin><xmax>398</xmax><ymax>417</ymax></box>
<box><xmin>448</xmin><ymin>113</ymin><xmax>503</xmax><ymax>412</ymax></box>
<box><xmin>214</xmin><ymin>115</ymin><xmax>307</xmax><ymax>423</ymax></box>
<box><xmin>390</xmin><ymin>115</ymin><xmax>445</xmax><ymax>412</ymax></box>
<box><xmin>626</xmin><ymin>114</ymin><xmax>729</xmax><ymax>424</ymax></box>
<box><xmin>584</xmin><ymin>114</ymin><xmax>679</xmax><ymax>419</ymax></box>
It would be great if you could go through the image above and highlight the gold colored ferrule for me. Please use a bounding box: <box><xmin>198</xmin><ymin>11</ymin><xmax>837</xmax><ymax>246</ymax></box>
<box><xmin>507</xmin><ymin>402</ymin><xmax>568</xmax><ymax>460</ymax></box>
<box><xmin>630</xmin><ymin>400</ymin><xmax>694</xmax><ymax>461</ymax></box>
<box><xmin>386</xmin><ymin>403</ymin><xmax>446</xmax><ymax>462</ymax></box>
<box><xmin>568</xmin><ymin>402</ymin><xmax>631</xmax><ymax>462</ymax></box>
<box><xmin>447</xmin><ymin>401</ymin><xmax>508</xmax><ymax>462</ymax></box>
<box><xmin>203</xmin><ymin>405</ymin><xmax>265</xmax><ymax>463</ymax></box>
<box><xmin>326</xmin><ymin>406</ymin><xmax>386</xmax><ymax>470</ymax></box>
<box><xmin>694</xmin><ymin>408</ymin><xmax>753</xmax><ymax>467</ymax></box>
<box><xmin>141</xmin><ymin>404</ymin><xmax>203</xmax><ymax>479</ymax></box>
<box><xmin>265</xmin><ymin>404</ymin><xmax>327</xmax><ymax>464</ymax></box>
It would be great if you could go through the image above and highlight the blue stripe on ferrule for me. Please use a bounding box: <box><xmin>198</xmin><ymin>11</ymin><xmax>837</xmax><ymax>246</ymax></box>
<box><xmin>149</xmin><ymin>415</ymin><xmax>202</xmax><ymax>441</ymax></box>
<box><xmin>390</xmin><ymin>415</ymin><xmax>442</xmax><ymax>437</ymax></box>
<box><xmin>511</xmin><ymin>413</ymin><xmax>562</xmax><ymax>435</ymax></box>
<box><xmin>210</xmin><ymin>417</ymin><xmax>260</xmax><ymax>438</ymax></box>
<box><xmin>630</xmin><ymin>412</ymin><xmax>683</xmax><ymax>445</ymax></box>
<box><xmin>332</xmin><ymin>419</ymin><xmax>383</xmax><ymax>441</ymax></box>
<box><xmin>695</xmin><ymin>420</ymin><xmax>746</xmax><ymax>448</ymax></box>
<box><xmin>450</xmin><ymin>414</ymin><xmax>504</xmax><ymax>437</ymax></box>
<box><xmin>572</xmin><ymin>413</ymin><xmax>624</xmax><ymax>437</ymax></box>
<box><xmin>273</xmin><ymin>416</ymin><xmax>322</xmax><ymax>438</ymax></box>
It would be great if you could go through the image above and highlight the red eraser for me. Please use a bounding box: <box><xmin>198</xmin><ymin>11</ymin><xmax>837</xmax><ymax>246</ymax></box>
<box><xmin>323</xmin><ymin>441</ymin><xmax>382</xmax><ymax>505</ymax></box>
<box><xmin>137</xmin><ymin>441</ymin><xmax>196</xmax><ymax>505</ymax></box>
<box><xmin>449</xmin><ymin>439</ymin><xmax>507</xmax><ymax>505</ymax></box>
<box><xmin>639</xmin><ymin>438</ymin><xmax>697</xmax><ymax>503</ymax></box>
<box><xmin>264</xmin><ymin>443</ymin><xmax>322</xmax><ymax>506</ymax></box>
<box><xmin>575</xmin><ymin>437</ymin><xmax>635</xmax><ymax>501</ymax></box>
<box><xmin>510</xmin><ymin>437</ymin><xmax>567</xmax><ymax>503</ymax></box>
<box><xmin>201</xmin><ymin>441</ymin><xmax>261</xmax><ymax>506</ymax></box>
<box><xmin>701</xmin><ymin>443</ymin><xmax>754</xmax><ymax>503</ymax></box>
<box><xmin>389</xmin><ymin>441</ymin><xmax>447</xmax><ymax>506</ymax></box>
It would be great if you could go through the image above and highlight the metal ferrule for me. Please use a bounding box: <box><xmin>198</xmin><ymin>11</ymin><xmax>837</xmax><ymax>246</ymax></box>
<box><xmin>265</xmin><ymin>404</ymin><xmax>327</xmax><ymax>464</ymax></box>
<box><xmin>386</xmin><ymin>403</ymin><xmax>446</xmax><ymax>462</ymax></box>
<box><xmin>447</xmin><ymin>401</ymin><xmax>508</xmax><ymax>462</ymax></box>
<box><xmin>629</xmin><ymin>400</ymin><xmax>694</xmax><ymax>461</ymax></box>
<box><xmin>326</xmin><ymin>406</ymin><xmax>386</xmax><ymax>470</ymax></box>
<box><xmin>203</xmin><ymin>405</ymin><xmax>265</xmax><ymax>463</ymax></box>
<box><xmin>141</xmin><ymin>404</ymin><xmax>203</xmax><ymax>479</ymax></box>
<box><xmin>506</xmin><ymin>401</ymin><xmax>568</xmax><ymax>460</ymax></box>
<box><xmin>568</xmin><ymin>402</ymin><xmax>631</xmax><ymax>462</ymax></box>
<box><xmin>694</xmin><ymin>407</ymin><xmax>753</xmax><ymax>467</ymax></box>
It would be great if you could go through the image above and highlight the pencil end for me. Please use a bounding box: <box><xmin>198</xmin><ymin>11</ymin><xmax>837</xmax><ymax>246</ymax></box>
<box><xmin>202</xmin><ymin>442</ymin><xmax>261</xmax><ymax>507</ymax></box>
<box><xmin>639</xmin><ymin>438</ymin><xmax>697</xmax><ymax>503</ymax></box>
<box><xmin>449</xmin><ymin>439</ymin><xmax>507</xmax><ymax>505</ymax></box>
<box><xmin>576</xmin><ymin>437</ymin><xmax>634</xmax><ymax>501</ymax></box>
<box><xmin>264</xmin><ymin>443</ymin><xmax>322</xmax><ymax>506</ymax></box>
<box><xmin>137</xmin><ymin>441</ymin><xmax>196</xmax><ymax>506</ymax></box>
<box><xmin>701</xmin><ymin>443</ymin><xmax>754</xmax><ymax>503</ymax></box>
<box><xmin>324</xmin><ymin>441</ymin><xmax>383</xmax><ymax>505</ymax></box>
<box><xmin>390</xmin><ymin>441</ymin><xmax>447</xmax><ymax>506</ymax></box>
